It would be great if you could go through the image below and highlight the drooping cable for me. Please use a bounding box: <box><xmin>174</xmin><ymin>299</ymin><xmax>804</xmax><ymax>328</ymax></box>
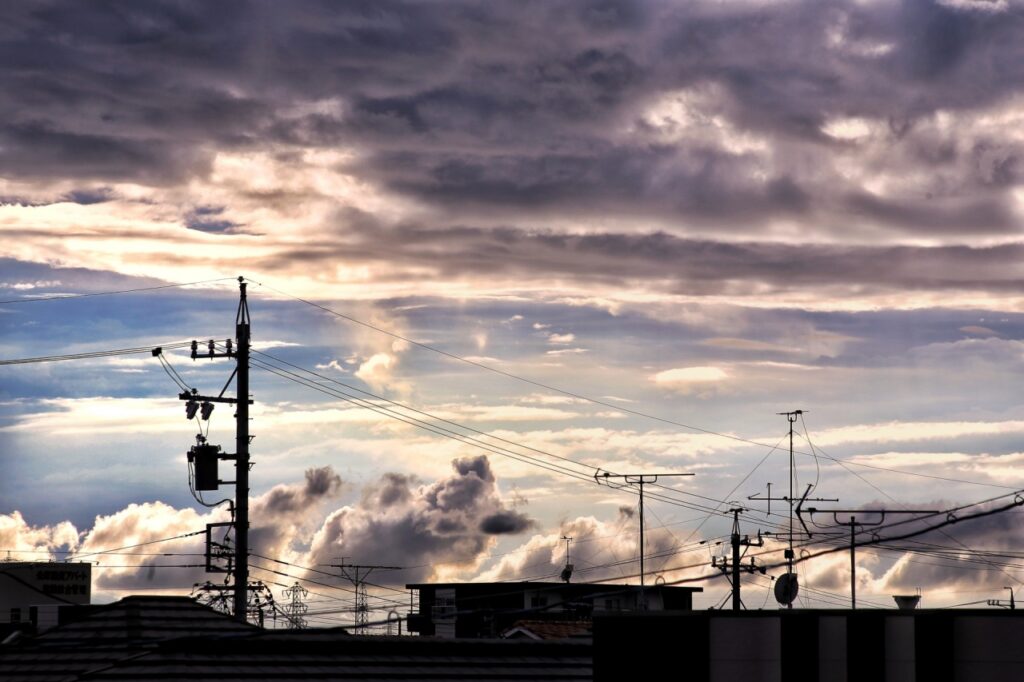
<box><xmin>0</xmin><ymin>277</ymin><xmax>236</xmax><ymax>305</ymax></box>
<box><xmin>248</xmin><ymin>279</ymin><xmax>1018</xmax><ymax>491</ymax></box>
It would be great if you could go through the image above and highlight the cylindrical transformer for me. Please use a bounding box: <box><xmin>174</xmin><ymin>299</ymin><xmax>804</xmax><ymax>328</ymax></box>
<box><xmin>188</xmin><ymin>444</ymin><xmax>221</xmax><ymax>490</ymax></box>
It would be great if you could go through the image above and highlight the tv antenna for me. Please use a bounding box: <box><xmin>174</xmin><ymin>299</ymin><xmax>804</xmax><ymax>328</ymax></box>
<box><xmin>560</xmin><ymin>535</ymin><xmax>574</xmax><ymax>583</ymax></box>
<box><xmin>595</xmin><ymin>470</ymin><xmax>694</xmax><ymax>609</ymax></box>
<box><xmin>746</xmin><ymin>411</ymin><xmax>836</xmax><ymax>607</ymax></box>
<box><xmin>799</xmin><ymin>505</ymin><xmax>939</xmax><ymax>609</ymax></box>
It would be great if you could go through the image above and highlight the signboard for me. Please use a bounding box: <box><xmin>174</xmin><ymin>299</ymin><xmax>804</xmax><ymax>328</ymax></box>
<box><xmin>0</xmin><ymin>562</ymin><xmax>91</xmax><ymax>606</ymax></box>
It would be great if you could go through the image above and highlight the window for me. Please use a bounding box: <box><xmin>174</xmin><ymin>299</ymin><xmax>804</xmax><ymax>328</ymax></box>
<box><xmin>431</xmin><ymin>597</ymin><xmax>456</xmax><ymax>620</ymax></box>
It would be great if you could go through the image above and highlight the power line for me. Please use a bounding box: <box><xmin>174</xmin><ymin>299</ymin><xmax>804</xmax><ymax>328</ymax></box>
<box><xmin>252</xmin><ymin>346</ymin><xmax>743</xmax><ymax>514</ymax></box>
<box><xmin>649</xmin><ymin>489</ymin><xmax>1024</xmax><ymax>588</ymax></box>
<box><xmin>0</xmin><ymin>277</ymin><xmax>236</xmax><ymax>305</ymax></box>
<box><xmin>64</xmin><ymin>530</ymin><xmax>206</xmax><ymax>561</ymax></box>
<box><xmin>246</xmin><ymin>351</ymin><xmax>739</xmax><ymax>519</ymax></box>
<box><xmin>249</xmin><ymin>279</ymin><xmax>1017</xmax><ymax>491</ymax></box>
<box><xmin>249</xmin><ymin>554</ymin><xmax>408</xmax><ymax>602</ymax></box>
<box><xmin>0</xmin><ymin>341</ymin><xmax>193</xmax><ymax>366</ymax></box>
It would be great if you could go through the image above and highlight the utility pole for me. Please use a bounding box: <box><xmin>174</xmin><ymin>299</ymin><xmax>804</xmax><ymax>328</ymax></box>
<box><xmin>595</xmin><ymin>470</ymin><xmax>694</xmax><ymax>610</ymax></box>
<box><xmin>988</xmin><ymin>587</ymin><xmax>1015</xmax><ymax>610</ymax></box>
<box><xmin>331</xmin><ymin>561</ymin><xmax>403</xmax><ymax>634</ymax></box>
<box><xmin>712</xmin><ymin>508</ymin><xmax>765</xmax><ymax>610</ymax></box>
<box><xmin>234</xmin><ymin>278</ymin><xmax>251</xmax><ymax>624</ymax></box>
<box><xmin>174</xmin><ymin>276</ymin><xmax>252</xmax><ymax>623</ymax></box>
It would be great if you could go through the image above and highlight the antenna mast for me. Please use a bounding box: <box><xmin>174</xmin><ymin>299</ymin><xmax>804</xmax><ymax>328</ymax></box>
<box><xmin>781</xmin><ymin>410</ymin><xmax>800</xmax><ymax>576</ymax></box>
<box><xmin>747</xmin><ymin>411</ymin><xmax>836</xmax><ymax>608</ymax></box>
<box><xmin>560</xmin><ymin>535</ymin><xmax>574</xmax><ymax>583</ymax></box>
<box><xmin>595</xmin><ymin>470</ymin><xmax>694</xmax><ymax>609</ymax></box>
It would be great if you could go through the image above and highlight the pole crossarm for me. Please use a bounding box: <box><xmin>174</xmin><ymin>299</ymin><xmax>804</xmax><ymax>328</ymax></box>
<box><xmin>802</xmin><ymin>507</ymin><xmax>942</xmax><ymax>529</ymax></box>
<box><xmin>178</xmin><ymin>391</ymin><xmax>253</xmax><ymax>405</ymax></box>
<box><xmin>711</xmin><ymin>508</ymin><xmax>765</xmax><ymax>611</ymax></box>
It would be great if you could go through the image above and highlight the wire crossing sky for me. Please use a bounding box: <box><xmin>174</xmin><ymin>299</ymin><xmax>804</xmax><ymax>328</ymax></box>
<box><xmin>3</xmin><ymin>0</ymin><xmax>1024</xmax><ymax>614</ymax></box>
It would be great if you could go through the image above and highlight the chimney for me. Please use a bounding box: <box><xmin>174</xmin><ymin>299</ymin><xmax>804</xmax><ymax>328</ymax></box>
<box><xmin>893</xmin><ymin>595</ymin><xmax>921</xmax><ymax>610</ymax></box>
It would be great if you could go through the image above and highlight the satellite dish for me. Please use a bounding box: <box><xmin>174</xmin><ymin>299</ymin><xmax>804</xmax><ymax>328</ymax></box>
<box><xmin>775</xmin><ymin>572</ymin><xmax>799</xmax><ymax>605</ymax></box>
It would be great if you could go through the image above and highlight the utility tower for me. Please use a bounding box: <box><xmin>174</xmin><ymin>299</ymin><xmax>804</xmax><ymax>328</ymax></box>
<box><xmin>173</xmin><ymin>277</ymin><xmax>252</xmax><ymax>623</ymax></box>
<box><xmin>595</xmin><ymin>470</ymin><xmax>694</xmax><ymax>609</ymax></box>
<box><xmin>712</xmin><ymin>508</ymin><xmax>765</xmax><ymax>610</ymax></box>
<box><xmin>331</xmin><ymin>561</ymin><xmax>403</xmax><ymax>634</ymax></box>
<box><xmin>283</xmin><ymin>582</ymin><xmax>309</xmax><ymax>629</ymax></box>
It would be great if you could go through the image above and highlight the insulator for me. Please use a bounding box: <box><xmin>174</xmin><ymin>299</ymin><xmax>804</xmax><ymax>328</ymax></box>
<box><xmin>225</xmin><ymin>339</ymin><xmax>233</xmax><ymax>354</ymax></box>
<box><xmin>185</xmin><ymin>401</ymin><xmax>199</xmax><ymax>420</ymax></box>
<box><xmin>200</xmin><ymin>401</ymin><xmax>214</xmax><ymax>420</ymax></box>
<box><xmin>190</xmin><ymin>340</ymin><xmax>198</xmax><ymax>358</ymax></box>
<box><xmin>207</xmin><ymin>340</ymin><xmax>215</xmax><ymax>356</ymax></box>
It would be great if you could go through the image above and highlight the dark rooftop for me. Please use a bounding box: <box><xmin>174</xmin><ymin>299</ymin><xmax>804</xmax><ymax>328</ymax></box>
<box><xmin>0</xmin><ymin>596</ymin><xmax>592</xmax><ymax>681</ymax></box>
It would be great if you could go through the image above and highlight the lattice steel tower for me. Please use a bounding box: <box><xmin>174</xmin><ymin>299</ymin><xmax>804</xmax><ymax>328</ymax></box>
<box><xmin>283</xmin><ymin>582</ymin><xmax>308</xmax><ymax>629</ymax></box>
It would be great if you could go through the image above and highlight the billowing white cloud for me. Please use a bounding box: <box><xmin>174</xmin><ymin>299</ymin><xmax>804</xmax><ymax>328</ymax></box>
<box><xmin>652</xmin><ymin>366</ymin><xmax>729</xmax><ymax>395</ymax></box>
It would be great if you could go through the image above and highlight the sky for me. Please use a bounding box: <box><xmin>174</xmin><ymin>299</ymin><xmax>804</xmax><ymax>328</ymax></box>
<box><xmin>3</xmin><ymin>0</ymin><xmax>1024</xmax><ymax>621</ymax></box>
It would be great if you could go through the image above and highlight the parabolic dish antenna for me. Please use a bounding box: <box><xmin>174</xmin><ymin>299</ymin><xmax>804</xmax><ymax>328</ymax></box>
<box><xmin>775</xmin><ymin>572</ymin><xmax>799</xmax><ymax>605</ymax></box>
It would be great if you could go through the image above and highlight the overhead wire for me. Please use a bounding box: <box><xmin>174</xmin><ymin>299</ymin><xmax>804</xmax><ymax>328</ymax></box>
<box><xmin>795</xmin><ymin>423</ymin><xmax>1024</xmax><ymax>589</ymax></box>
<box><xmin>0</xmin><ymin>277</ymin><xmax>237</xmax><ymax>305</ymax></box>
<box><xmin>247</xmin><ymin>345</ymin><xmax>805</xmax><ymax>528</ymax></box>
<box><xmin>6</xmin><ymin>279</ymin><xmax>1019</xmax><ymax>600</ymax></box>
<box><xmin>64</xmin><ymin>530</ymin><xmax>206</xmax><ymax>561</ymax></box>
<box><xmin>0</xmin><ymin>341</ymin><xmax>193</xmax><ymax>366</ymax></box>
<box><xmin>647</xmin><ymin>488</ymin><xmax>1024</xmax><ymax>588</ymax></box>
<box><xmin>245</xmin><ymin>349</ymin><xmax>741</xmax><ymax>519</ymax></box>
<box><xmin>248</xmin><ymin>279</ymin><xmax>1018</xmax><ymax>491</ymax></box>
<box><xmin>652</xmin><ymin>433</ymin><xmax>788</xmax><ymax>575</ymax></box>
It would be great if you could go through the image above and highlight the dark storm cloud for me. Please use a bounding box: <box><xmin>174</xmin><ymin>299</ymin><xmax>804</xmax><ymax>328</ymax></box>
<box><xmin>479</xmin><ymin>510</ymin><xmax>535</xmax><ymax>535</ymax></box>
<box><xmin>248</xmin><ymin>465</ymin><xmax>344</xmax><ymax>559</ymax></box>
<box><xmin>1</xmin><ymin>0</ymin><xmax>1020</xmax><ymax>235</ymax></box>
<box><xmin>263</xmin><ymin>216</ymin><xmax>1024</xmax><ymax>296</ymax></box>
<box><xmin>256</xmin><ymin>466</ymin><xmax>342</xmax><ymax>517</ymax></box>
<box><xmin>307</xmin><ymin>455</ymin><xmax>534</xmax><ymax>582</ymax></box>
